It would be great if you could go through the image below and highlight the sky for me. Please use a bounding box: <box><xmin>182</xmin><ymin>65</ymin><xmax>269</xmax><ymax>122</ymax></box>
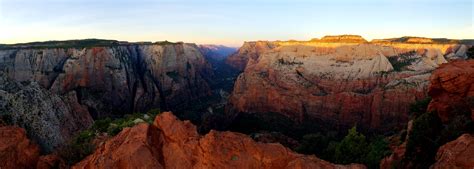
<box><xmin>0</xmin><ymin>0</ymin><xmax>472</xmax><ymax>47</ymax></box>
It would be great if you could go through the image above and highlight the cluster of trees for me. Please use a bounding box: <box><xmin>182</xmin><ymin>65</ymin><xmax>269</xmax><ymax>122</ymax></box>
<box><xmin>296</xmin><ymin>127</ymin><xmax>391</xmax><ymax>169</ymax></box>
<box><xmin>401</xmin><ymin>97</ymin><xmax>474</xmax><ymax>168</ymax></box>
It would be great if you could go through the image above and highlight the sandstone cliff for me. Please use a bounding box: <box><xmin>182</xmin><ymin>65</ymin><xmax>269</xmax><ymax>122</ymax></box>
<box><xmin>0</xmin><ymin>40</ymin><xmax>212</xmax><ymax>117</ymax></box>
<box><xmin>0</xmin><ymin>73</ymin><xmax>93</xmax><ymax>152</ymax></box>
<box><xmin>0</xmin><ymin>39</ymin><xmax>213</xmax><ymax>152</ymax></box>
<box><xmin>226</xmin><ymin>36</ymin><xmax>471</xmax><ymax>71</ymax></box>
<box><xmin>427</xmin><ymin>60</ymin><xmax>474</xmax><ymax>122</ymax></box>
<box><xmin>226</xmin><ymin>35</ymin><xmax>471</xmax><ymax>131</ymax></box>
<box><xmin>73</xmin><ymin>112</ymin><xmax>366</xmax><ymax>169</ymax></box>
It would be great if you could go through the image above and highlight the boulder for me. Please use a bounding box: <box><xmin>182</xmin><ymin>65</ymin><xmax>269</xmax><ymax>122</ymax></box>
<box><xmin>428</xmin><ymin>60</ymin><xmax>474</xmax><ymax>122</ymax></box>
<box><xmin>431</xmin><ymin>134</ymin><xmax>474</xmax><ymax>169</ymax></box>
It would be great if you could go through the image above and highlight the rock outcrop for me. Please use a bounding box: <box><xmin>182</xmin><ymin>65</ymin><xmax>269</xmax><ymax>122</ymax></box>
<box><xmin>0</xmin><ymin>73</ymin><xmax>93</xmax><ymax>152</ymax></box>
<box><xmin>226</xmin><ymin>35</ymin><xmax>471</xmax><ymax>131</ymax></box>
<box><xmin>317</xmin><ymin>35</ymin><xmax>368</xmax><ymax>43</ymax></box>
<box><xmin>73</xmin><ymin>112</ymin><xmax>366</xmax><ymax>169</ymax></box>
<box><xmin>379</xmin><ymin>120</ymin><xmax>413</xmax><ymax>169</ymax></box>
<box><xmin>0</xmin><ymin>40</ymin><xmax>212</xmax><ymax>118</ymax></box>
<box><xmin>0</xmin><ymin>126</ymin><xmax>40</xmax><ymax>169</ymax></box>
<box><xmin>427</xmin><ymin>60</ymin><xmax>474</xmax><ymax>122</ymax></box>
<box><xmin>431</xmin><ymin>134</ymin><xmax>474</xmax><ymax>169</ymax></box>
<box><xmin>225</xmin><ymin>41</ymin><xmax>276</xmax><ymax>71</ymax></box>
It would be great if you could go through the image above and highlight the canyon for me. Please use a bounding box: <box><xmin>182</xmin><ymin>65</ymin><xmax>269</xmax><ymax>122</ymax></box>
<box><xmin>0</xmin><ymin>35</ymin><xmax>473</xmax><ymax>169</ymax></box>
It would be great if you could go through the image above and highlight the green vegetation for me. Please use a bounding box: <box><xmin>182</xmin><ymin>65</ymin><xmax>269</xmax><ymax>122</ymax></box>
<box><xmin>409</xmin><ymin>97</ymin><xmax>432</xmax><ymax>118</ymax></box>
<box><xmin>0</xmin><ymin>39</ymin><xmax>180</xmax><ymax>50</ymax></box>
<box><xmin>467</xmin><ymin>46</ymin><xmax>474</xmax><ymax>59</ymax></box>
<box><xmin>0</xmin><ymin>39</ymin><xmax>121</xmax><ymax>50</ymax></box>
<box><xmin>59</xmin><ymin>110</ymin><xmax>161</xmax><ymax>165</ymax></box>
<box><xmin>400</xmin><ymin>97</ymin><xmax>473</xmax><ymax>168</ymax></box>
<box><xmin>277</xmin><ymin>58</ymin><xmax>303</xmax><ymax>65</ymax></box>
<box><xmin>296</xmin><ymin>127</ymin><xmax>391</xmax><ymax>169</ymax></box>
<box><xmin>153</xmin><ymin>40</ymin><xmax>178</xmax><ymax>45</ymax></box>
<box><xmin>387</xmin><ymin>51</ymin><xmax>418</xmax><ymax>71</ymax></box>
<box><xmin>403</xmin><ymin>112</ymin><xmax>442</xmax><ymax>168</ymax></box>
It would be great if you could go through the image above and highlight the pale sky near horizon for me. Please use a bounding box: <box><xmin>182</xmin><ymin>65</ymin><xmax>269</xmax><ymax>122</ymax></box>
<box><xmin>0</xmin><ymin>0</ymin><xmax>472</xmax><ymax>47</ymax></box>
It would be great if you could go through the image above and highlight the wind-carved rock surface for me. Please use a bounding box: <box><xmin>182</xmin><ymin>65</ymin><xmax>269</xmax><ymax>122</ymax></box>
<box><xmin>431</xmin><ymin>134</ymin><xmax>474</xmax><ymax>169</ymax></box>
<box><xmin>226</xmin><ymin>35</ymin><xmax>472</xmax><ymax>131</ymax></box>
<box><xmin>73</xmin><ymin>112</ymin><xmax>366</xmax><ymax>169</ymax></box>
<box><xmin>427</xmin><ymin>60</ymin><xmax>474</xmax><ymax>122</ymax></box>
<box><xmin>0</xmin><ymin>73</ymin><xmax>93</xmax><ymax>152</ymax></box>
<box><xmin>0</xmin><ymin>41</ymin><xmax>212</xmax><ymax>117</ymax></box>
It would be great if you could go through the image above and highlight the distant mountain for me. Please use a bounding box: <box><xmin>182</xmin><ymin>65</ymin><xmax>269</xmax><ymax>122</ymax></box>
<box><xmin>198</xmin><ymin>44</ymin><xmax>237</xmax><ymax>61</ymax></box>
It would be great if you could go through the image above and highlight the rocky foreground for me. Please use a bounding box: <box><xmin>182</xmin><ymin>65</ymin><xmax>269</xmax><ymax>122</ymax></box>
<box><xmin>0</xmin><ymin>112</ymin><xmax>366</xmax><ymax>169</ymax></box>
<box><xmin>226</xmin><ymin>35</ymin><xmax>472</xmax><ymax>131</ymax></box>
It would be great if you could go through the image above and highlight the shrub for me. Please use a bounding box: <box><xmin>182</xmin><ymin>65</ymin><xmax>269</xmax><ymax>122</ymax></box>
<box><xmin>59</xmin><ymin>109</ymin><xmax>161</xmax><ymax>165</ymax></box>
<box><xmin>404</xmin><ymin>112</ymin><xmax>442</xmax><ymax>168</ymax></box>
<box><xmin>402</xmin><ymin>100</ymin><xmax>473</xmax><ymax>168</ymax></box>
<box><xmin>277</xmin><ymin>58</ymin><xmax>303</xmax><ymax>65</ymax></box>
<box><xmin>467</xmin><ymin>46</ymin><xmax>474</xmax><ymax>59</ymax></box>
<box><xmin>296</xmin><ymin>133</ymin><xmax>334</xmax><ymax>155</ymax></box>
<box><xmin>58</xmin><ymin>130</ymin><xmax>96</xmax><ymax>165</ymax></box>
<box><xmin>332</xmin><ymin>126</ymin><xmax>369</xmax><ymax>164</ymax></box>
<box><xmin>409</xmin><ymin>97</ymin><xmax>431</xmax><ymax>118</ymax></box>
<box><xmin>297</xmin><ymin>126</ymin><xmax>391</xmax><ymax>169</ymax></box>
<box><xmin>364</xmin><ymin>136</ymin><xmax>391</xmax><ymax>169</ymax></box>
<box><xmin>387</xmin><ymin>51</ymin><xmax>418</xmax><ymax>71</ymax></box>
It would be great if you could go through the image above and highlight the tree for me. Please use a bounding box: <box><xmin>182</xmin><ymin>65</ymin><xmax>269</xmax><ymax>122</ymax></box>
<box><xmin>467</xmin><ymin>46</ymin><xmax>474</xmax><ymax>59</ymax></box>
<box><xmin>333</xmin><ymin>126</ymin><xmax>368</xmax><ymax>164</ymax></box>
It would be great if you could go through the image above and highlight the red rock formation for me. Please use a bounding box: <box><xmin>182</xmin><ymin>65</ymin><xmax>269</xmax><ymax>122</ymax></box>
<box><xmin>226</xmin><ymin>36</ymin><xmax>471</xmax><ymax>131</ymax></box>
<box><xmin>0</xmin><ymin>126</ymin><xmax>40</xmax><ymax>169</ymax></box>
<box><xmin>225</xmin><ymin>41</ymin><xmax>277</xmax><ymax>71</ymax></box>
<box><xmin>73</xmin><ymin>112</ymin><xmax>366</xmax><ymax>169</ymax></box>
<box><xmin>431</xmin><ymin>134</ymin><xmax>474</xmax><ymax>169</ymax></box>
<box><xmin>428</xmin><ymin>60</ymin><xmax>474</xmax><ymax>122</ymax></box>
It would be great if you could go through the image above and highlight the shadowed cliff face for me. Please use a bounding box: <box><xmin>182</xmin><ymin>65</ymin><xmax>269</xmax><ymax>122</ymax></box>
<box><xmin>226</xmin><ymin>36</ymin><xmax>472</xmax><ymax>132</ymax></box>
<box><xmin>0</xmin><ymin>42</ymin><xmax>212</xmax><ymax>118</ymax></box>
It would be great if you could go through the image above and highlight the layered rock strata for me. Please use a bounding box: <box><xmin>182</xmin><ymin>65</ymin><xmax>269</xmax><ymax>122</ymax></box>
<box><xmin>226</xmin><ymin>36</ymin><xmax>471</xmax><ymax>131</ymax></box>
